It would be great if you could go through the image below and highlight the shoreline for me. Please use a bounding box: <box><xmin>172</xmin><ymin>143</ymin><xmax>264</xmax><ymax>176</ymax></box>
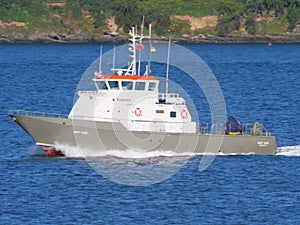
<box><xmin>1</xmin><ymin>33</ymin><xmax>300</xmax><ymax>44</ymax></box>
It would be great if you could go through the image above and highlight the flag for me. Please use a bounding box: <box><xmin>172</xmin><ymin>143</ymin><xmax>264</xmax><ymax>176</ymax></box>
<box><xmin>150</xmin><ymin>46</ymin><xmax>156</xmax><ymax>53</ymax></box>
<box><xmin>136</xmin><ymin>43</ymin><xmax>144</xmax><ymax>50</ymax></box>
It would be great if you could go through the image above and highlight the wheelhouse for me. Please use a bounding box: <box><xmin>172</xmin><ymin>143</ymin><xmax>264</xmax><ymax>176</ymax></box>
<box><xmin>93</xmin><ymin>75</ymin><xmax>159</xmax><ymax>92</ymax></box>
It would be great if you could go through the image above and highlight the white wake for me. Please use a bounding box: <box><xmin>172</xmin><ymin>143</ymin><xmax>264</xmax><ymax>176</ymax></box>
<box><xmin>53</xmin><ymin>144</ymin><xmax>300</xmax><ymax>158</ymax></box>
<box><xmin>276</xmin><ymin>145</ymin><xmax>300</xmax><ymax>156</ymax></box>
<box><xmin>55</xmin><ymin>143</ymin><xmax>195</xmax><ymax>159</ymax></box>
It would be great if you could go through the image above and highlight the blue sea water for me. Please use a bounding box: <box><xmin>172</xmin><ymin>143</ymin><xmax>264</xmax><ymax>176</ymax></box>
<box><xmin>1</xmin><ymin>43</ymin><xmax>300</xmax><ymax>224</ymax></box>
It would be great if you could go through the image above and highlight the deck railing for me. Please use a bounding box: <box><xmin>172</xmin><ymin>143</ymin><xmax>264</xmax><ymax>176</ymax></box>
<box><xmin>78</xmin><ymin>91</ymin><xmax>97</xmax><ymax>94</ymax></box>
<box><xmin>8</xmin><ymin>110</ymin><xmax>271</xmax><ymax>136</ymax></box>
<box><xmin>158</xmin><ymin>93</ymin><xmax>185</xmax><ymax>105</ymax></box>
<box><xmin>199</xmin><ymin>122</ymin><xmax>271</xmax><ymax>136</ymax></box>
<box><xmin>8</xmin><ymin>110</ymin><xmax>68</xmax><ymax>118</ymax></box>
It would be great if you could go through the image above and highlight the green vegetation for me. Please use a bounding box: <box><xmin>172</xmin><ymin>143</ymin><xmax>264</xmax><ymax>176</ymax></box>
<box><xmin>169</xmin><ymin>18</ymin><xmax>191</xmax><ymax>35</ymax></box>
<box><xmin>0</xmin><ymin>0</ymin><xmax>299</xmax><ymax>37</ymax></box>
<box><xmin>245</xmin><ymin>14</ymin><xmax>256</xmax><ymax>35</ymax></box>
<box><xmin>256</xmin><ymin>18</ymin><xmax>289</xmax><ymax>35</ymax></box>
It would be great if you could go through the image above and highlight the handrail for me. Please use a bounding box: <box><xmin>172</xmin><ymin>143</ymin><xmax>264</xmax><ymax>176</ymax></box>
<box><xmin>199</xmin><ymin>122</ymin><xmax>271</xmax><ymax>136</ymax></box>
<box><xmin>158</xmin><ymin>93</ymin><xmax>180</xmax><ymax>99</ymax></box>
<box><xmin>8</xmin><ymin>110</ymin><xmax>68</xmax><ymax>118</ymax></box>
<box><xmin>78</xmin><ymin>91</ymin><xmax>97</xmax><ymax>94</ymax></box>
<box><xmin>158</xmin><ymin>93</ymin><xmax>185</xmax><ymax>105</ymax></box>
<box><xmin>9</xmin><ymin>109</ymin><xmax>271</xmax><ymax>136</ymax></box>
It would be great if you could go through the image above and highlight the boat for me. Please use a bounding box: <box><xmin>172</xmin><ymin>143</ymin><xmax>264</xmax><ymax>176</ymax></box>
<box><xmin>8</xmin><ymin>25</ymin><xmax>277</xmax><ymax>156</ymax></box>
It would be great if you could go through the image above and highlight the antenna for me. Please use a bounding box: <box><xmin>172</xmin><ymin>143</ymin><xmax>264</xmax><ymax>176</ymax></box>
<box><xmin>165</xmin><ymin>37</ymin><xmax>171</xmax><ymax>102</ymax></box>
<box><xmin>99</xmin><ymin>45</ymin><xmax>103</xmax><ymax>74</ymax></box>
<box><xmin>141</xmin><ymin>16</ymin><xmax>145</xmax><ymax>36</ymax></box>
<box><xmin>112</xmin><ymin>45</ymin><xmax>116</xmax><ymax>72</ymax></box>
<box><xmin>131</xmin><ymin>27</ymin><xmax>137</xmax><ymax>75</ymax></box>
<box><xmin>147</xmin><ymin>23</ymin><xmax>152</xmax><ymax>76</ymax></box>
<box><xmin>137</xmin><ymin>16</ymin><xmax>145</xmax><ymax>76</ymax></box>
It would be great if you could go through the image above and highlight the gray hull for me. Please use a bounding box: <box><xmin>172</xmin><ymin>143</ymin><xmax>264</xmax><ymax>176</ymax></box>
<box><xmin>9</xmin><ymin>114</ymin><xmax>277</xmax><ymax>155</ymax></box>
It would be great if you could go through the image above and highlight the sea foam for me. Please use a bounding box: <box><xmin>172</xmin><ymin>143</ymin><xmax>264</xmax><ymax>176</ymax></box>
<box><xmin>276</xmin><ymin>145</ymin><xmax>300</xmax><ymax>156</ymax></box>
<box><xmin>50</xmin><ymin>143</ymin><xmax>300</xmax><ymax>158</ymax></box>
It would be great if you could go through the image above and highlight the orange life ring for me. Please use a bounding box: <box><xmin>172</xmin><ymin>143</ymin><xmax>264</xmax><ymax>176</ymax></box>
<box><xmin>181</xmin><ymin>109</ymin><xmax>188</xmax><ymax>119</ymax></box>
<box><xmin>134</xmin><ymin>107</ymin><xmax>142</xmax><ymax>116</ymax></box>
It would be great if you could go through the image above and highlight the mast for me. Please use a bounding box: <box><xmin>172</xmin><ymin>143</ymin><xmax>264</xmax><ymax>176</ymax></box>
<box><xmin>129</xmin><ymin>21</ymin><xmax>151</xmax><ymax>76</ymax></box>
<box><xmin>166</xmin><ymin>37</ymin><xmax>171</xmax><ymax>102</ymax></box>
<box><xmin>128</xmin><ymin>27</ymin><xmax>136</xmax><ymax>75</ymax></box>
<box><xmin>99</xmin><ymin>45</ymin><xmax>103</xmax><ymax>74</ymax></box>
<box><xmin>111</xmin><ymin>19</ymin><xmax>151</xmax><ymax>76</ymax></box>
<box><xmin>112</xmin><ymin>45</ymin><xmax>116</xmax><ymax>72</ymax></box>
<box><xmin>138</xmin><ymin>16</ymin><xmax>145</xmax><ymax>76</ymax></box>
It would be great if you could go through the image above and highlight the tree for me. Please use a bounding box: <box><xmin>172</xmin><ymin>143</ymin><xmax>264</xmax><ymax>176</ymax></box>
<box><xmin>72</xmin><ymin>0</ymin><xmax>82</xmax><ymax>20</ymax></box>
<box><xmin>145</xmin><ymin>9</ymin><xmax>171</xmax><ymax>35</ymax></box>
<box><xmin>216</xmin><ymin>16</ymin><xmax>231</xmax><ymax>36</ymax></box>
<box><xmin>287</xmin><ymin>7</ymin><xmax>300</xmax><ymax>31</ymax></box>
<box><xmin>246</xmin><ymin>0</ymin><xmax>264</xmax><ymax>15</ymax></box>
<box><xmin>112</xmin><ymin>0</ymin><xmax>142</xmax><ymax>31</ymax></box>
<box><xmin>245</xmin><ymin>14</ymin><xmax>256</xmax><ymax>35</ymax></box>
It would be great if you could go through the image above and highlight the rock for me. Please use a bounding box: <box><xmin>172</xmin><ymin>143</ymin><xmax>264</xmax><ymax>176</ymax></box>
<box><xmin>76</xmin><ymin>32</ymin><xmax>90</xmax><ymax>41</ymax></box>
<box><xmin>109</xmin><ymin>31</ymin><xmax>119</xmax><ymax>37</ymax></box>
<box><xmin>0</xmin><ymin>30</ymin><xmax>300</xmax><ymax>44</ymax></box>
<box><xmin>181</xmin><ymin>34</ymin><xmax>191</xmax><ymax>39</ymax></box>
<box><xmin>49</xmin><ymin>32</ymin><xmax>61</xmax><ymax>41</ymax></box>
<box><xmin>99</xmin><ymin>34</ymin><xmax>112</xmax><ymax>42</ymax></box>
<box><xmin>102</xmin><ymin>30</ymin><xmax>110</xmax><ymax>35</ymax></box>
<box><xmin>92</xmin><ymin>34</ymin><xmax>127</xmax><ymax>43</ymax></box>
<box><xmin>0</xmin><ymin>35</ymin><xmax>12</xmax><ymax>43</ymax></box>
<box><xmin>102</xmin><ymin>30</ymin><xmax>119</xmax><ymax>37</ymax></box>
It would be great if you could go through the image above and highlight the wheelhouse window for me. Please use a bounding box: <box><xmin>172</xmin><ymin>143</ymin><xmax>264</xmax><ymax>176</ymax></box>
<box><xmin>108</xmin><ymin>81</ymin><xmax>119</xmax><ymax>90</ymax></box>
<box><xmin>148</xmin><ymin>82</ymin><xmax>157</xmax><ymax>91</ymax></box>
<box><xmin>135</xmin><ymin>82</ymin><xmax>145</xmax><ymax>90</ymax></box>
<box><xmin>170</xmin><ymin>111</ymin><xmax>176</xmax><ymax>118</ymax></box>
<box><xmin>96</xmin><ymin>81</ymin><xmax>108</xmax><ymax>90</ymax></box>
<box><xmin>121</xmin><ymin>81</ymin><xmax>133</xmax><ymax>90</ymax></box>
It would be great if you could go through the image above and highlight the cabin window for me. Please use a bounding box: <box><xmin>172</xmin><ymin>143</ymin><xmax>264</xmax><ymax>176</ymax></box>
<box><xmin>96</xmin><ymin>81</ymin><xmax>108</xmax><ymax>90</ymax></box>
<box><xmin>170</xmin><ymin>111</ymin><xmax>176</xmax><ymax>118</ymax></box>
<box><xmin>121</xmin><ymin>81</ymin><xmax>133</xmax><ymax>90</ymax></box>
<box><xmin>135</xmin><ymin>82</ymin><xmax>145</xmax><ymax>90</ymax></box>
<box><xmin>108</xmin><ymin>81</ymin><xmax>119</xmax><ymax>90</ymax></box>
<box><xmin>148</xmin><ymin>82</ymin><xmax>157</xmax><ymax>91</ymax></box>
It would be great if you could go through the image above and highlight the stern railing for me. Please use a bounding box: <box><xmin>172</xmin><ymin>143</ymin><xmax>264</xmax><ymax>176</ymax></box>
<box><xmin>199</xmin><ymin>122</ymin><xmax>271</xmax><ymax>136</ymax></box>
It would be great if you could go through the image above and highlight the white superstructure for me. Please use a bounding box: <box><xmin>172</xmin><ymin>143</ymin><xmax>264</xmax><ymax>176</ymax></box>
<box><xmin>69</xmin><ymin>25</ymin><xmax>196</xmax><ymax>134</ymax></box>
